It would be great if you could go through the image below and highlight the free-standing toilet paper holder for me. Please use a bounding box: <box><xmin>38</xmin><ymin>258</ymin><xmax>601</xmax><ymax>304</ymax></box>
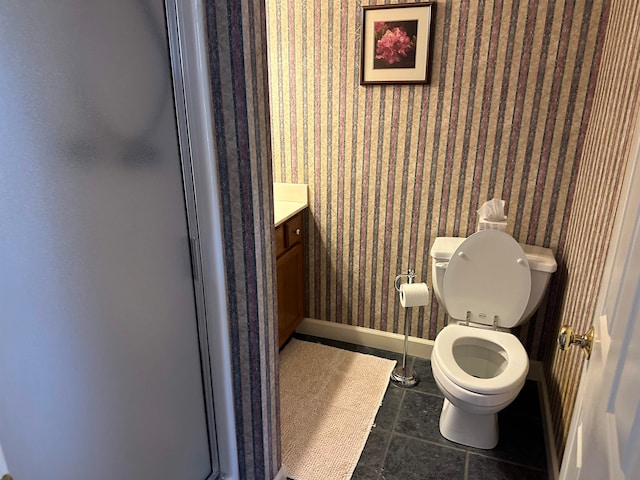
<box><xmin>391</xmin><ymin>269</ymin><xmax>420</xmax><ymax>388</ymax></box>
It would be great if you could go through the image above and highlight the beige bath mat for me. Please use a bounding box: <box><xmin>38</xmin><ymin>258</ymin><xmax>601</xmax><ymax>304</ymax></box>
<box><xmin>279</xmin><ymin>338</ymin><xmax>396</xmax><ymax>480</ymax></box>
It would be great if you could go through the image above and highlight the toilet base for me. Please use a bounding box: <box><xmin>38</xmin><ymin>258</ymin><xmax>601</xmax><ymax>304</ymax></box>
<box><xmin>439</xmin><ymin>398</ymin><xmax>498</xmax><ymax>449</ymax></box>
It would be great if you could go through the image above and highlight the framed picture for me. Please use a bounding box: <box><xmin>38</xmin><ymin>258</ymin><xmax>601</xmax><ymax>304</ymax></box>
<box><xmin>360</xmin><ymin>2</ymin><xmax>434</xmax><ymax>85</ymax></box>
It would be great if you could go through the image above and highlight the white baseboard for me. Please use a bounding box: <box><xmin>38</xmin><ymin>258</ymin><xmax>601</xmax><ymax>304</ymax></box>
<box><xmin>528</xmin><ymin>361</ymin><xmax>560</xmax><ymax>478</ymax></box>
<box><xmin>537</xmin><ymin>370</ymin><xmax>561</xmax><ymax>480</ymax></box>
<box><xmin>273</xmin><ymin>465</ymin><xmax>287</xmax><ymax>480</ymax></box>
<box><xmin>295</xmin><ymin>317</ymin><xmax>434</xmax><ymax>359</ymax></box>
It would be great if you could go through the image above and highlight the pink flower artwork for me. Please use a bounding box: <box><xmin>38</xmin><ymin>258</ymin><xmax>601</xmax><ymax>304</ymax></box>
<box><xmin>375</xmin><ymin>27</ymin><xmax>414</xmax><ymax>65</ymax></box>
<box><xmin>374</xmin><ymin>21</ymin><xmax>388</xmax><ymax>34</ymax></box>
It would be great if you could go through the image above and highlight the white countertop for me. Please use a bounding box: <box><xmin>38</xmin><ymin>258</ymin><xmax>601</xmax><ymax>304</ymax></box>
<box><xmin>274</xmin><ymin>183</ymin><xmax>308</xmax><ymax>226</ymax></box>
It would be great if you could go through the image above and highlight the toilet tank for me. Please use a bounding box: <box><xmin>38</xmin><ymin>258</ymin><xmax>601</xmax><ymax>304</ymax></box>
<box><xmin>430</xmin><ymin>237</ymin><xmax>557</xmax><ymax>324</ymax></box>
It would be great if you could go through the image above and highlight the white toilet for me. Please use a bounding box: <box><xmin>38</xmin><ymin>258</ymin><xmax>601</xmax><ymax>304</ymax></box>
<box><xmin>429</xmin><ymin>230</ymin><xmax>557</xmax><ymax>449</ymax></box>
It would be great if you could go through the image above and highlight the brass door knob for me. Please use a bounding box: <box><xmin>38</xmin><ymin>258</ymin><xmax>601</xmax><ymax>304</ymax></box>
<box><xmin>558</xmin><ymin>324</ymin><xmax>594</xmax><ymax>359</ymax></box>
<box><xmin>2</xmin><ymin>474</ymin><xmax>13</xmax><ymax>480</ymax></box>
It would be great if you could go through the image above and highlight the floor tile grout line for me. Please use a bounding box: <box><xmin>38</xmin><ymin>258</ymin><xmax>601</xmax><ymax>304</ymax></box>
<box><xmin>464</xmin><ymin>451</ymin><xmax>470</xmax><ymax>480</ymax></box>
<box><xmin>362</xmin><ymin>429</ymin><xmax>547</xmax><ymax>479</ymax></box>
<box><xmin>378</xmin><ymin>384</ymin><xmax>407</xmax><ymax>476</ymax></box>
<box><xmin>387</xmin><ymin>430</ymin><xmax>547</xmax><ymax>473</ymax></box>
<box><xmin>466</xmin><ymin>449</ymin><xmax>548</xmax><ymax>472</ymax></box>
<box><xmin>390</xmin><ymin>430</ymin><xmax>469</xmax><ymax>454</ymax></box>
<box><xmin>405</xmin><ymin>388</ymin><xmax>444</xmax><ymax>399</ymax></box>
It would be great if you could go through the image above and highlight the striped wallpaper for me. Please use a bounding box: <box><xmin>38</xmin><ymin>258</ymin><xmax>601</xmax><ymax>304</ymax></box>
<box><xmin>266</xmin><ymin>0</ymin><xmax>607</xmax><ymax>359</ymax></box>
<box><xmin>198</xmin><ymin>0</ymin><xmax>640</xmax><ymax>469</ymax></box>
<box><xmin>200</xmin><ymin>0</ymin><xmax>640</xmax><ymax>469</ymax></box>
<box><xmin>542</xmin><ymin>0</ymin><xmax>640</xmax><ymax>458</ymax></box>
<box><xmin>204</xmin><ymin>1</ymin><xmax>280</xmax><ymax>478</ymax></box>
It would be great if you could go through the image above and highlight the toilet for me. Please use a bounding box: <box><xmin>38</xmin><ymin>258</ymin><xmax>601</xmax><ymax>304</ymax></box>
<box><xmin>429</xmin><ymin>230</ymin><xmax>557</xmax><ymax>449</ymax></box>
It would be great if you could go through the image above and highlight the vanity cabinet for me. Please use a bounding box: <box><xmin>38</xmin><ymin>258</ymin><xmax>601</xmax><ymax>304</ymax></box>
<box><xmin>276</xmin><ymin>211</ymin><xmax>305</xmax><ymax>348</ymax></box>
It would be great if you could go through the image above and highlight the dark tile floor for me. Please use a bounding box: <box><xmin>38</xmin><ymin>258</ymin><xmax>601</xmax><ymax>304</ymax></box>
<box><xmin>293</xmin><ymin>334</ymin><xmax>549</xmax><ymax>480</ymax></box>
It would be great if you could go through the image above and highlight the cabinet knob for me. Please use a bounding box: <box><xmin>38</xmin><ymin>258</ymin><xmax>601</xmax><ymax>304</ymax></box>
<box><xmin>295</xmin><ymin>228</ymin><xmax>301</xmax><ymax>236</ymax></box>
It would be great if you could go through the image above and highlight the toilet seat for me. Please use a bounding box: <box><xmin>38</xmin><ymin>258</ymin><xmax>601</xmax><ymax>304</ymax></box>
<box><xmin>433</xmin><ymin>324</ymin><xmax>528</xmax><ymax>395</ymax></box>
<box><xmin>443</xmin><ymin>229</ymin><xmax>531</xmax><ymax>329</ymax></box>
<box><xmin>432</xmin><ymin>358</ymin><xmax>524</xmax><ymax>412</ymax></box>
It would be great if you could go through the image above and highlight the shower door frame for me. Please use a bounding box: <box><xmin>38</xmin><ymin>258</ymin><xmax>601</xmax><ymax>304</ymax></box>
<box><xmin>166</xmin><ymin>1</ymin><xmax>240</xmax><ymax>479</ymax></box>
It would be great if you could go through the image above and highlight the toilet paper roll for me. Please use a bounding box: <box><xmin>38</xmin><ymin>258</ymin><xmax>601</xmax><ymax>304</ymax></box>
<box><xmin>399</xmin><ymin>282</ymin><xmax>430</xmax><ymax>308</ymax></box>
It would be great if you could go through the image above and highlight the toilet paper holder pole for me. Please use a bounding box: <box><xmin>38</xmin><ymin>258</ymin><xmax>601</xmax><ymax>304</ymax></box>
<box><xmin>394</xmin><ymin>269</ymin><xmax>416</xmax><ymax>292</ymax></box>
<box><xmin>391</xmin><ymin>269</ymin><xmax>420</xmax><ymax>388</ymax></box>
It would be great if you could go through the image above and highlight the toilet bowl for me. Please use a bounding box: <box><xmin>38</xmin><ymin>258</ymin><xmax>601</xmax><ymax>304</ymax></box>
<box><xmin>431</xmin><ymin>324</ymin><xmax>528</xmax><ymax>448</ymax></box>
<box><xmin>429</xmin><ymin>230</ymin><xmax>556</xmax><ymax>449</ymax></box>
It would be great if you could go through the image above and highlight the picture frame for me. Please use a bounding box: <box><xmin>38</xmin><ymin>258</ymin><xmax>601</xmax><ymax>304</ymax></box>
<box><xmin>360</xmin><ymin>2</ymin><xmax>435</xmax><ymax>85</ymax></box>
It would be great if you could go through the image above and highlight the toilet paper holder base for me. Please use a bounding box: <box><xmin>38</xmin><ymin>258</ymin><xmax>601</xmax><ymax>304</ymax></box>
<box><xmin>390</xmin><ymin>363</ymin><xmax>419</xmax><ymax>388</ymax></box>
<box><xmin>391</xmin><ymin>269</ymin><xmax>420</xmax><ymax>388</ymax></box>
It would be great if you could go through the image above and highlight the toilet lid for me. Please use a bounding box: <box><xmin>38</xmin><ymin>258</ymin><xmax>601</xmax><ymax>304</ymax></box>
<box><xmin>443</xmin><ymin>230</ymin><xmax>531</xmax><ymax>328</ymax></box>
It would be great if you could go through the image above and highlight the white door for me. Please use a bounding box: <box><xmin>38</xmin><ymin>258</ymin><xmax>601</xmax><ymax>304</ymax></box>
<box><xmin>560</xmin><ymin>112</ymin><xmax>640</xmax><ymax>478</ymax></box>
<box><xmin>0</xmin><ymin>1</ymin><xmax>218</xmax><ymax>479</ymax></box>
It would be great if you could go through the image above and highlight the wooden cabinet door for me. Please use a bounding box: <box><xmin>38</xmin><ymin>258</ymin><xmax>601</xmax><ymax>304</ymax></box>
<box><xmin>277</xmin><ymin>242</ymin><xmax>305</xmax><ymax>347</ymax></box>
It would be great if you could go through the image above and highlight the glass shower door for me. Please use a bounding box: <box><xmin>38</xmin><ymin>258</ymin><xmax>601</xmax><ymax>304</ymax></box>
<box><xmin>0</xmin><ymin>1</ymin><xmax>219</xmax><ymax>478</ymax></box>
